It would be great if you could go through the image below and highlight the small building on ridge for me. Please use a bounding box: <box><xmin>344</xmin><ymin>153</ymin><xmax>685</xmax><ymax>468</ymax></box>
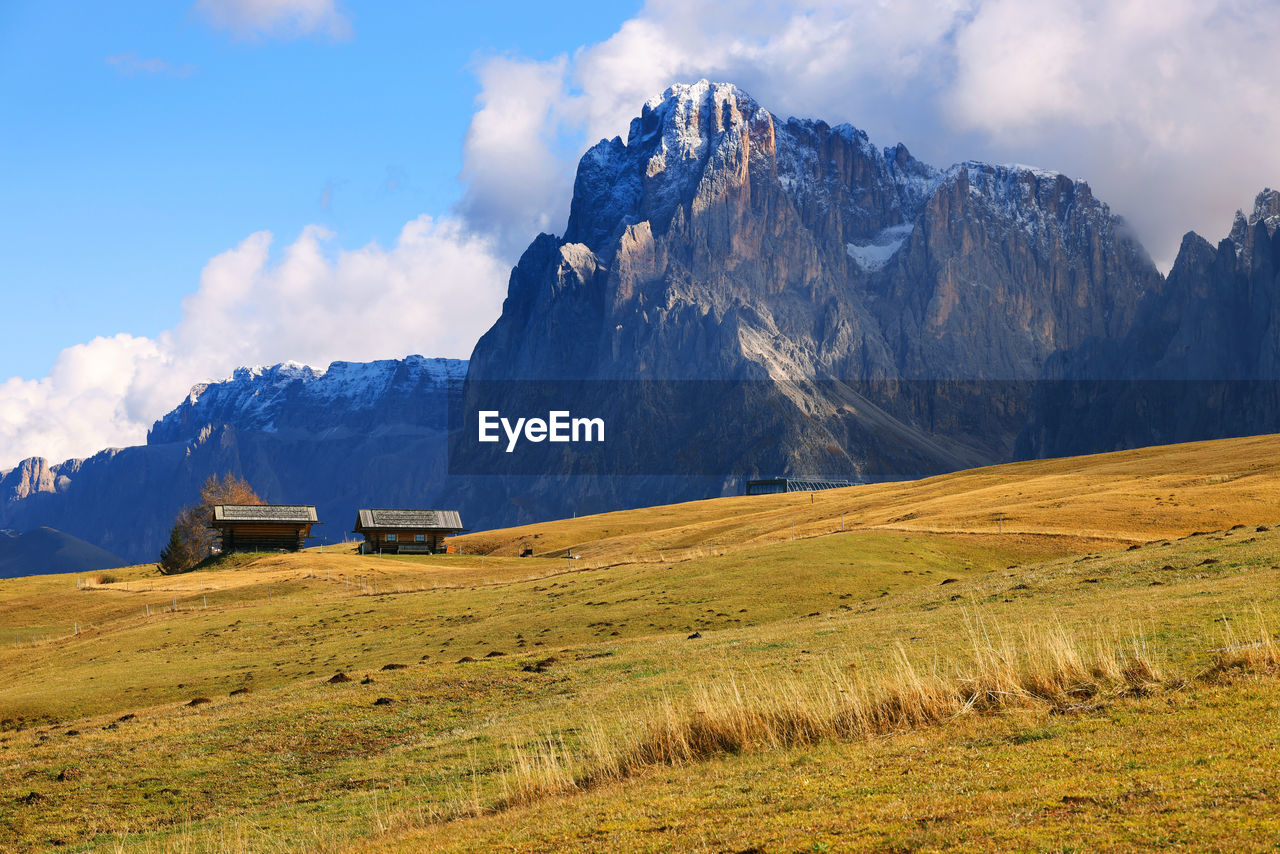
<box><xmin>745</xmin><ymin>477</ymin><xmax>855</xmax><ymax>495</ymax></box>
<box><xmin>353</xmin><ymin>509</ymin><xmax>465</xmax><ymax>555</ymax></box>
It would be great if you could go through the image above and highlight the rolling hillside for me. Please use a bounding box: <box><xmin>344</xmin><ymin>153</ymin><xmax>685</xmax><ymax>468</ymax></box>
<box><xmin>2</xmin><ymin>434</ymin><xmax>1279</xmax><ymax>851</ymax></box>
<box><xmin>0</xmin><ymin>527</ymin><xmax>128</xmax><ymax>580</ymax></box>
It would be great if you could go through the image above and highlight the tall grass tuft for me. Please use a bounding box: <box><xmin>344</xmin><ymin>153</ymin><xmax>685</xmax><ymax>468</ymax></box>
<box><xmin>497</xmin><ymin>618</ymin><xmax>1165</xmax><ymax>810</ymax></box>
<box><xmin>1209</xmin><ymin>607</ymin><xmax>1280</xmax><ymax>677</ymax></box>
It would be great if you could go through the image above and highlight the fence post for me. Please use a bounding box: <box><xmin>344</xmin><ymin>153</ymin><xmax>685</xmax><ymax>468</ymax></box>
<box><xmin>172</xmin><ymin>597</ymin><xmax>177</xmax><ymax>612</ymax></box>
<box><xmin>145</xmin><ymin>603</ymin><xmax>150</xmax><ymax>617</ymax></box>
<box><xmin>203</xmin><ymin>594</ymin><xmax>208</xmax><ymax>609</ymax></box>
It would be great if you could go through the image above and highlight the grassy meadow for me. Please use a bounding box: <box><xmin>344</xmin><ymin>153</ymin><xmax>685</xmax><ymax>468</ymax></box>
<box><xmin>2</xmin><ymin>434</ymin><xmax>1280</xmax><ymax>851</ymax></box>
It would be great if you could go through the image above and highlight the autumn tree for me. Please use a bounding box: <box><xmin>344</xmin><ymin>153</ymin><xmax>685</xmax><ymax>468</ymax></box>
<box><xmin>157</xmin><ymin>473</ymin><xmax>262</xmax><ymax>574</ymax></box>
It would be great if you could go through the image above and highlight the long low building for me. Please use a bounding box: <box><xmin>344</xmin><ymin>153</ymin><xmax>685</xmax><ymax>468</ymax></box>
<box><xmin>745</xmin><ymin>477</ymin><xmax>854</xmax><ymax>495</ymax></box>
<box><xmin>353</xmin><ymin>509</ymin><xmax>464</xmax><ymax>554</ymax></box>
<box><xmin>212</xmin><ymin>504</ymin><xmax>319</xmax><ymax>553</ymax></box>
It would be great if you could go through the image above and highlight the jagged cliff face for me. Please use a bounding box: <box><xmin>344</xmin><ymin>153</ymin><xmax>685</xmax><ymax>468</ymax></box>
<box><xmin>465</xmin><ymin>81</ymin><xmax>1162</xmax><ymax>493</ymax></box>
<box><xmin>473</xmin><ymin>82</ymin><xmax>1159</xmax><ymax>387</ymax></box>
<box><xmin>1018</xmin><ymin>189</ymin><xmax>1280</xmax><ymax>458</ymax></box>
<box><xmin>0</xmin><ymin>357</ymin><xmax>465</xmax><ymax>563</ymax></box>
<box><xmin>1156</xmin><ymin>189</ymin><xmax>1280</xmax><ymax>380</ymax></box>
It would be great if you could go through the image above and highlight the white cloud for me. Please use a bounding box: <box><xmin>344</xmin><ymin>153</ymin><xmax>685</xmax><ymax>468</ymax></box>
<box><xmin>0</xmin><ymin>335</ymin><xmax>165</xmax><ymax>470</ymax></box>
<box><xmin>193</xmin><ymin>0</ymin><xmax>350</xmax><ymax>41</ymax></box>
<box><xmin>946</xmin><ymin>0</ymin><xmax>1280</xmax><ymax>268</ymax></box>
<box><xmin>0</xmin><ymin>217</ymin><xmax>507</xmax><ymax>470</ymax></box>
<box><xmin>455</xmin><ymin>0</ymin><xmax>1280</xmax><ymax>270</ymax></box>
<box><xmin>455</xmin><ymin>56</ymin><xmax>579</xmax><ymax>258</ymax></box>
<box><xmin>106</xmin><ymin>53</ymin><xmax>198</xmax><ymax>77</ymax></box>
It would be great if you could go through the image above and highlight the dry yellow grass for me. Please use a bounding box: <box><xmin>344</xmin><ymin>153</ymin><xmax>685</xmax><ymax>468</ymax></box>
<box><xmin>4</xmin><ymin>433</ymin><xmax>1280</xmax><ymax>852</ymax></box>
<box><xmin>1209</xmin><ymin>608</ymin><xmax>1280</xmax><ymax>677</ymax></box>
<box><xmin>454</xmin><ymin>433</ymin><xmax>1280</xmax><ymax>563</ymax></box>
<box><xmin>494</xmin><ymin>619</ymin><xmax>1166</xmax><ymax>809</ymax></box>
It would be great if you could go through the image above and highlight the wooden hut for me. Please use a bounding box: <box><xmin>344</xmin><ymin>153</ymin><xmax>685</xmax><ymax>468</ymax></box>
<box><xmin>353</xmin><ymin>509</ymin><xmax>464</xmax><ymax>555</ymax></box>
<box><xmin>211</xmin><ymin>504</ymin><xmax>318</xmax><ymax>553</ymax></box>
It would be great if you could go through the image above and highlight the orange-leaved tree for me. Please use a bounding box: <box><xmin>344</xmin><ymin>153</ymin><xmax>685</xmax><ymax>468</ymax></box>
<box><xmin>158</xmin><ymin>473</ymin><xmax>262</xmax><ymax>574</ymax></box>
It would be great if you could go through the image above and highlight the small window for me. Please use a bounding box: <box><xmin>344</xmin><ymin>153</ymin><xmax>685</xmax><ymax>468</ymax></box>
<box><xmin>386</xmin><ymin>533</ymin><xmax>397</xmax><ymax>543</ymax></box>
<box><xmin>415</xmin><ymin>533</ymin><xmax>426</xmax><ymax>542</ymax></box>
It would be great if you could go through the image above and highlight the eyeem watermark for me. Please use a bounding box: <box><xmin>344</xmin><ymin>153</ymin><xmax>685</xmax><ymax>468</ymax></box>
<box><xmin>477</xmin><ymin>410</ymin><xmax>605</xmax><ymax>453</ymax></box>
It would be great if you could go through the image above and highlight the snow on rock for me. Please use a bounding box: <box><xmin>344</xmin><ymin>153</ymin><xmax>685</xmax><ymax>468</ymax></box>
<box><xmin>846</xmin><ymin>224</ymin><xmax>915</xmax><ymax>272</ymax></box>
<box><xmin>147</xmin><ymin>355</ymin><xmax>467</xmax><ymax>446</ymax></box>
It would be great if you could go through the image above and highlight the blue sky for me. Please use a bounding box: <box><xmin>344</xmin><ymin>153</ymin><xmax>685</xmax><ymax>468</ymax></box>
<box><xmin>0</xmin><ymin>0</ymin><xmax>639</xmax><ymax>380</ymax></box>
<box><xmin>2</xmin><ymin>0</ymin><xmax>1277</xmax><ymax>469</ymax></box>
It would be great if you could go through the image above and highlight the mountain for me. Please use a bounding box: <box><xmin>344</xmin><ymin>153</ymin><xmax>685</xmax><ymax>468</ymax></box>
<box><xmin>0</xmin><ymin>526</ymin><xmax>127</xmax><ymax>579</ymax></box>
<box><xmin>2</xmin><ymin>80</ymin><xmax>1277</xmax><ymax>553</ymax></box>
<box><xmin>474</xmin><ymin>82</ymin><xmax>1159</xmax><ymax>390</ymax></box>
<box><xmin>452</xmin><ymin>80</ymin><xmax>1164</xmax><ymax>522</ymax></box>
<box><xmin>0</xmin><ymin>357</ymin><xmax>464</xmax><ymax>564</ymax></box>
<box><xmin>1017</xmin><ymin>188</ymin><xmax>1280</xmax><ymax>458</ymax></box>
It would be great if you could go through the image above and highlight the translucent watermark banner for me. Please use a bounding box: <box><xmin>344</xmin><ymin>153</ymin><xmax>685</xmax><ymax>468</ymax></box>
<box><xmin>446</xmin><ymin>379</ymin><xmax>1280</xmax><ymax>478</ymax></box>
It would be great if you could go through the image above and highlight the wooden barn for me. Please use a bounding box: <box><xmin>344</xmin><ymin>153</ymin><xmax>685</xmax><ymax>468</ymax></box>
<box><xmin>353</xmin><ymin>509</ymin><xmax>464</xmax><ymax>555</ymax></box>
<box><xmin>211</xmin><ymin>504</ymin><xmax>319</xmax><ymax>554</ymax></box>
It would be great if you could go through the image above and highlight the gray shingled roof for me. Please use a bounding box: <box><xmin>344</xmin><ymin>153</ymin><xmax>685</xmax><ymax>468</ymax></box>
<box><xmin>212</xmin><ymin>505</ymin><xmax>318</xmax><ymax>524</ymax></box>
<box><xmin>354</xmin><ymin>509</ymin><xmax>463</xmax><ymax>531</ymax></box>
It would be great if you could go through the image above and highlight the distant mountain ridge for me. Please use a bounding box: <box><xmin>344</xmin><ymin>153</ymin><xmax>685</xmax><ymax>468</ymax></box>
<box><xmin>1017</xmin><ymin>188</ymin><xmax>1280</xmax><ymax>458</ymax></box>
<box><xmin>0</xmin><ymin>526</ymin><xmax>127</xmax><ymax>579</ymax></box>
<box><xmin>1</xmin><ymin>357</ymin><xmax>465</xmax><ymax>563</ymax></box>
<box><xmin>3</xmin><ymin>81</ymin><xmax>1279</xmax><ymax>557</ymax></box>
<box><xmin>149</xmin><ymin>356</ymin><xmax>465</xmax><ymax>444</ymax></box>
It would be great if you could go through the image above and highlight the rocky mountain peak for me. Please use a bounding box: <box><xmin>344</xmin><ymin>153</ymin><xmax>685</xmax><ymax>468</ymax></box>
<box><xmin>564</xmin><ymin>80</ymin><xmax>773</xmax><ymax>260</ymax></box>
<box><xmin>3</xmin><ymin>81</ymin><xmax>1274</xmax><ymax>558</ymax></box>
<box><xmin>0</xmin><ymin>456</ymin><xmax>71</xmax><ymax>505</ymax></box>
<box><xmin>634</xmin><ymin>80</ymin><xmax>763</xmax><ymax>148</ymax></box>
<box><xmin>1252</xmin><ymin>188</ymin><xmax>1280</xmax><ymax>226</ymax></box>
<box><xmin>1226</xmin><ymin>187</ymin><xmax>1280</xmax><ymax>266</ymax></box>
